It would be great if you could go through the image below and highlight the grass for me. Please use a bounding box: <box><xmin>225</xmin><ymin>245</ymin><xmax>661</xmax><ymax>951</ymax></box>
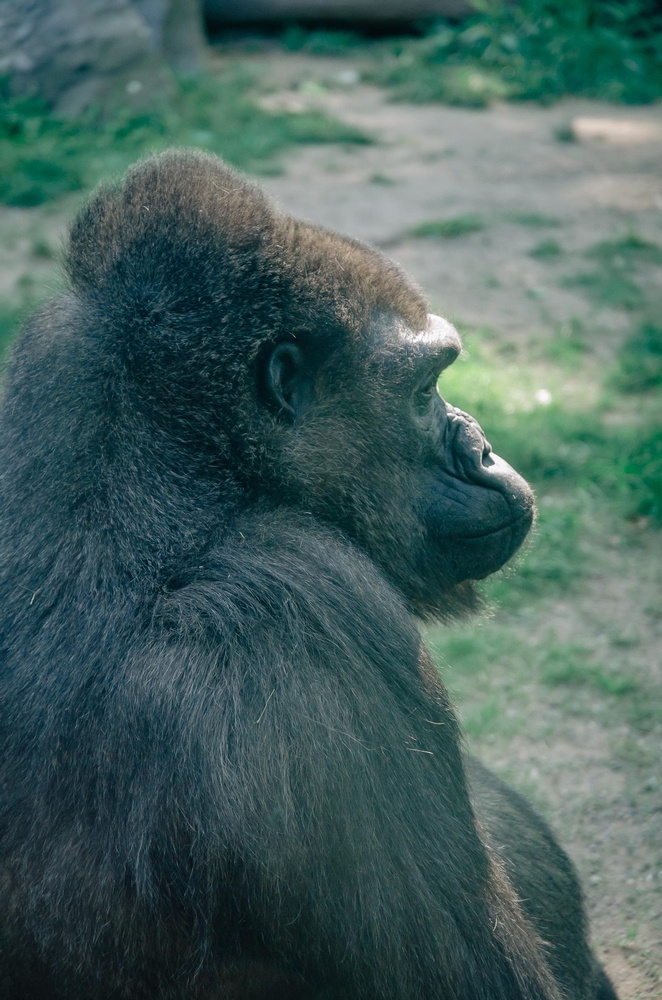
<box><xmin>370</xmin><ymin>172</ymin><xmax>396</xmax><ymax>185</ymax></box>
<box><xmin>557</xmin><ymin>234</ymin><xmax>662</xmax><ymax>312</ymax></box>
<box><xmin>560</xmin><ymin>269</ymin><xmax>644</xmax><ymax>310</ymax></box>
<box><xmin>507</xmin><ymin>212</ymin><xmax>561</xmax><ymax>228</ymax></box>
<box><xmin>0</xmin><ymin>68</ymin><xmax>369</xmax><ymax>208</ymax></box>
<box><xmin>428</xmin><ymin>617</ymin><xmax>660</xmax><ymax>742</ymax></box>
<box><xmin>542</xmin><ymin>318</ymin><xmax>587</xmax><ymax>363</ymax></box>
<box><xmin>586</xmin><ymin>234</ymin><xmax>662</xmax><ymax>268</ymax></box>
<box><xmin>364</xmin><ymin>0</ymin><xmax>662</xmax><ymax>106</ymax></box>
<box><xmin>614</xmin><ymin>322</ymin><xmax>662</xmax><ymax>393</ymax></box>
<box><xmin>530</xmin><ymin>238</ymin><xmax>563</xmax><ymax>259</ymax></box>
<box><xmin>626</xmin><ymin>431</ymin><xmax>662</xmax><ymax>520</ymax></box>
<box><xmin>408</xmin><ymin>214</ymin><xmax>485</xmax><ymax>239</ymax></box>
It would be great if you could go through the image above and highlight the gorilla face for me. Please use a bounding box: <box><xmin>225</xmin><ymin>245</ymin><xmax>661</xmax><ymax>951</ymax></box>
<box><xmin>263</xmin><ymin>311</ymin><xmax>534</xmax><ymax>617</ymax></box>
<box><xmin>397</xmin><ymin>314</ymin><xmax>534</xmax><ymax>585</ymax></box>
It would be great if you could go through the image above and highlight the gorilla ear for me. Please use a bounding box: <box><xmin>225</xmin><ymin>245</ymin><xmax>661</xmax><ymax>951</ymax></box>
<box><xmin>265</xmin><ymin>342</ymin><xmax>314</xmax><ymax>421</ymax></box>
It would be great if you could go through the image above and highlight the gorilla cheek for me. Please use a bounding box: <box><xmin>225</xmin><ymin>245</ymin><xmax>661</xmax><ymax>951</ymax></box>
<box><xmin>423</xmin><ymin>463</ymin><xmax>534</xmax><ymax>583</ymax></box>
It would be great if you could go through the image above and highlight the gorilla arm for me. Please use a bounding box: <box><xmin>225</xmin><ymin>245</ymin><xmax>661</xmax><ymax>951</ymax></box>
<box><xmin>467</xmin><ymin>759</ymin><xmax>618</xmax><ymax>1000</ymax></box>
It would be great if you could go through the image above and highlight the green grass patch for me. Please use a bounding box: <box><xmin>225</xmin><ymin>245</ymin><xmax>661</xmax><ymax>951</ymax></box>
<box><xmin>554</xmin><ymin>124</ymin><xmax>577</xmax><ymax>143</ymax></box>
<box><xmin>542</xmin><ymin>318</ymin><xmax>587</xmax><ymax>363</ymax></box>
<box><xmin>557</xmin><ymin>234</ymin><xmax>662</xmax><ymax>311</ymax></box>
<box><xmin>0</xmin><ymin>303</ymin><xmax>25</xmax><ymax>355</ymax></box>
<box><xmin>30</xmin><ymin>237</ymin><xmax>55</xmax><ymax>259</ymax></box>
<box><xmin>559</xmin><ymin>269</ymin><xmax>644</xmax><ymax>311</ymax></box>
<box><xmin>0</xmin><ymin>68</ymin><xmax>369</xmax><ymax>208</ymax></box>
<box><xmin>427</xmin><ymin>618</ymin><xmax>659</xmax><ymax>741</ymax></box>
<box><xmin>614</xmin><ymin>321</ymin><xmax>662</xmax><ymax>393</ymax></box>
<box><xmin>586</xmin><ymin>234</ymin><xmax>662</xmax><ymax>268</ymax></box>
<box><xmin>626</xmin><ymin>430</ymin><xmax>662</xmax><ymax>520</ymax></box>
<box><xmin>462</xmin><ymin>699</ymin><xmax>502</xmax><ymax>738</ymax></box>
<box><xmin>541</xmin><ymin>645</ymin><xmax>638</xmax><ymax>696</ymax></box>
<box><xmin>409</xmin><ymin>214</ymin><xmax>485</xmax><ymax>239</ymax></box>
<box><xmin>505</xmin><ymin>213</ymin><xmax>561</xmax><ymax>227</ymax></box>
<box><xmin>530</xmin><ymin>238</ymin><xmax>563</xmax><ymax>259</ymax></box>
<box><xmin>366</xmin><ymin>0</ymin><xmax>662</xmax><ymax>105</ymax></box>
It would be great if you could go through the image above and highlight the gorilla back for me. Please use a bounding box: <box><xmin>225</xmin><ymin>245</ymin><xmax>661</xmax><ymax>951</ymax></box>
<box><xmin>0</xmin><ymin>151</ymin><xmax>612</xmax><ymax>1000</ymax></box>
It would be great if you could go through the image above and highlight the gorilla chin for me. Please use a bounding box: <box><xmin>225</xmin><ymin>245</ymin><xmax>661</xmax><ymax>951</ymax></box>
<box><xmin>446</xmin><ymin>507</ymin><xmax>534</xmax><ymax>582</ymax></box>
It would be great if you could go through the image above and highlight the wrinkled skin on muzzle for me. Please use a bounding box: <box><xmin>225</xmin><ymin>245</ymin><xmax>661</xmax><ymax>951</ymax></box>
<box><xmin>424</xmin><ymin>402</ymin><xmax>534</xmax><ymax>583</ymax></box>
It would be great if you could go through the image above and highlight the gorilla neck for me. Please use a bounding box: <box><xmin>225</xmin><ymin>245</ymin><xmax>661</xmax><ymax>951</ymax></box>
<box><xmin>0</xmin><ymin>363</ymin><xmax>246</xmax><ymax>596</ymax></box>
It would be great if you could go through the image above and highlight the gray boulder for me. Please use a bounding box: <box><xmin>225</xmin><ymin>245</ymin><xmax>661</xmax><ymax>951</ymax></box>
<box><xmin>0</xmin><ymin>0</ymin><xmax>205</xmax><ymax>115</ymax></box>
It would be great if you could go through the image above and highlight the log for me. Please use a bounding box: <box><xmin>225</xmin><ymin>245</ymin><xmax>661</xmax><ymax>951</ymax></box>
<box><xmin>204</xmin><ymin>0</ymin><xmax>472</xmax><ymax>24</ymax></box>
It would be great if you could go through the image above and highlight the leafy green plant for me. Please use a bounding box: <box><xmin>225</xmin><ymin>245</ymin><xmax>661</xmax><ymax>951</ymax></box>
<box><xmin>367</xmin><ymin>0</ymin><xmax>662</xmax><ymax>105</ymax></box>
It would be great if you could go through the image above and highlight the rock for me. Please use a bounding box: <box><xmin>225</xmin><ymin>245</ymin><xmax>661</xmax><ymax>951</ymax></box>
<box><xmin>571</xmin><ymin>117</ymin><xmax>662</xmax><ymax>145</ymax></box>
<box><xmin>0</xmin><ymin>0</ymin><xmax>205</xmax><ymax>115</ymax></box>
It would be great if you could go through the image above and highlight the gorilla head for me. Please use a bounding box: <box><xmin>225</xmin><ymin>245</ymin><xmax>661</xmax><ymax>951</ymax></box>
<box><xmin>66</xmin><ymin>149</ymin><xmax>533</xmax><ymax>618</ymax></box>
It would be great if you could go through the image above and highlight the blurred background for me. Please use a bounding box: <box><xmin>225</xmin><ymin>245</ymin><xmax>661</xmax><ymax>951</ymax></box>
<box><xmin>1</xmin><ymin>1</ymin><xmax>661</xmax><ymax>995</ymax></box>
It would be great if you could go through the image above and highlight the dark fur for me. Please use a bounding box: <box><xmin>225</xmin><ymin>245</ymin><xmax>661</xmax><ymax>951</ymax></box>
<box><xmin>0</xmin><ymin>151</ymin><xmax>616</xmax><ymax>999</ymax></box>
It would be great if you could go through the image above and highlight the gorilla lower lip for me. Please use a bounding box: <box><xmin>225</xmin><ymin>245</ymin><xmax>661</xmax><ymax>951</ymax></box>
<box><xmin>458</xmin><ymin>510</ymin><xmax>534</xmax><ymax>542</ymax></box>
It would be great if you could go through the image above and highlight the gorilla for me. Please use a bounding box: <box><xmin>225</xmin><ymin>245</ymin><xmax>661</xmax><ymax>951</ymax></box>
<box><xmin>0</xmin><ymin>150</ymin><xmax>617</xmax><ymax>1000</ymax></box>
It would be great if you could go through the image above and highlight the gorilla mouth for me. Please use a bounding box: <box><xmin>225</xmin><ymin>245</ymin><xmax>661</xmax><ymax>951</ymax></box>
<box><xmin>456</xmin><ymin>509</ymin><xmax>534</xmax><ymax>542</ymax></box>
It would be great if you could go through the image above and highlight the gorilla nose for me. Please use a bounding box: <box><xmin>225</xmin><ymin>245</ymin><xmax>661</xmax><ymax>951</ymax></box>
<box><xmin>426</xmin><ymin>314</ymin><xmax>462</xmax><ymax>372</ymax></box>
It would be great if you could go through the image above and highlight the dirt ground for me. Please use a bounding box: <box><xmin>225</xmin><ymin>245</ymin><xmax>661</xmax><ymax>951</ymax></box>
<box><xmin>1</xmin><ymin>46</ymin><xmax>661</xmax><ymax>999</ymax></box>
<box><xmin>251</xmin><ymin>52</ymin><xmax>662</xmax><ymax>999</ymax></box>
